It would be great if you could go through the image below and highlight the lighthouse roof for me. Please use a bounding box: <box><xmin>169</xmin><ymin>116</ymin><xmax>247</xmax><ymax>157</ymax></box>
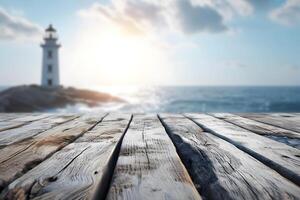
<box><xmin>46</xmin><ymin>24</ymin><xmax>56</xmax><ymax>32</ymax></box>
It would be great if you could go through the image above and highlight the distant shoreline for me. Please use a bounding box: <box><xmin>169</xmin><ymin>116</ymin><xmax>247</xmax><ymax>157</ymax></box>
<box><xmin>0</xmin><ymin>85</ymin><xmax>125</xmax><ymax>112</ymax></box>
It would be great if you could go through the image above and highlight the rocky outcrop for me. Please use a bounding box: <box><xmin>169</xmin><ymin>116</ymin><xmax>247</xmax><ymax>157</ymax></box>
<box><xmin>0</xmin><ymin>85</ymin><xmax>124</xmax><ymax>112</ymax></box>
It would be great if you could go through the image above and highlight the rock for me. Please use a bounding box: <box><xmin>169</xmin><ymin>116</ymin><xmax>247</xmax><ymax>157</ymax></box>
<box><xmin>0</xmin><ymin>85</ymin><xmax>125</xmax><ymax>112</ymax></box>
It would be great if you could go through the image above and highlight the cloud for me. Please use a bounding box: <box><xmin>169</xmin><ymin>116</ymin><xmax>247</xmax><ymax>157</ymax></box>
<box><xmin>175</xmin><ymin>0</ymin><xmax>227</xmax><ymax>33</ymax></box>
<box><xmin>270</xmin><ymin>0</ymin><xmax>300</xmax><ymax>26</ymax></box>
<box><xmin>0</xmin><ymin>6</ymin><xmax>42</xmax><ymax>41</ymax></box>
<box><xmin>122</xmin><ymin>0</ymin><xmax>166</xmax><ymax>26</ymax></box>
<box><xmin>246</xmin><ymin>0</ymin><xmax>272</xmax><ymax>9</ymax></box>
<box><xmin>79</xmin><ymin>0</ymin><xmax>261</xmax><ymax>35</ymax></box>
<box><xmin>78</xmin><ymin>0</ymin><xmax>171</xmax><ymax>35</ymax></box>
<box><xmin>191</xmin><ymin>0</ymin><xmax>254</xmax><ymax>20</ymax></box>
<box><xmin>79</xmin><ymin>0</ymin><xmax>276</xmax><ymax>36</ymax></box>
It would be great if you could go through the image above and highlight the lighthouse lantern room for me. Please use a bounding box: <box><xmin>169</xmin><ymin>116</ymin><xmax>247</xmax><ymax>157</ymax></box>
<box><xmin>41</xmin><ymin>24</ymin><xmax>61</xmax><ymax>87</ymax></box>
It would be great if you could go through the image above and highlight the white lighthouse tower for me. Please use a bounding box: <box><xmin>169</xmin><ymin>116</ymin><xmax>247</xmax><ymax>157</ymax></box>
<box><xmin>41</xmin><ymin>24</ymin><xmax>61</xmax><ymax>87</ymax></box>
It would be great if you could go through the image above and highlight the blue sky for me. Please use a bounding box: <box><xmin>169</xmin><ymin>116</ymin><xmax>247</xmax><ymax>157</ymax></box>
<box><xmin>0</xmin><ymin>0</ymin><xmax>300</xmax><ymax>87</ymax></box>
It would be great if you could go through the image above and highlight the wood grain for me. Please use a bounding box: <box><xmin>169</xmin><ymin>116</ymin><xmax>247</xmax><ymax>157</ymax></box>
<box><xmin>212</xmin><ymin>113</ymin><xmax>300</xmax><ymax>149</ymax></box>
<box><xmin>0</xmin><ymin>114</ymin><xmax>28</xmax><ymax>122</ymax></box>
<box><xmin>239</xmin><ymin>113</ymin><xmax>300</xmax><ymax>133</ymax></box>
<box><xmin>0</xmin><ymin>114</ymin><xmax>52</xmax><ymax>132</ymax></box>
<box><xmin>159</xmin><ymin>113</ymin><xmax>300</xmax><ymax>200</ymax></box>
<box><xmin>0</xmin><ymin>114</ymin><xmax>77</xmax><ymax>148</ymax></box>
<box><xmin>106</xmin><ymin>114</ymin><xmax>201</xmax><ymax>200</ymax></box>
<box><xmin>185</xmin><ymin>113</ymin><xmax>300</xmax><ymax>186</ymax></box>
<box><xmin>2</xmin><ymin>113</ymin><xmax>131</xmax><ymax>200</ymax></box>
<box><xmin>0</xmin><ymin>113</ymin><xmax>105</xmax><ymax>191</ymax></box>
<box><xmin>1</xmin><ymin>113</ymin><xmax>300</xmax><ymax>199</ymax></box>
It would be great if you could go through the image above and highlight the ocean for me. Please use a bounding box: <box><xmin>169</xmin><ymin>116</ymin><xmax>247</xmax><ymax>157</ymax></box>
<box><xmin>1</xmin><ymin>86</ymin><xmax>300</xmax><ymax>113</ymax></box>
<box><xmin>45</xmin><ymin>86</ymin><xmax>300</xmax><ymax>113</ymax></box>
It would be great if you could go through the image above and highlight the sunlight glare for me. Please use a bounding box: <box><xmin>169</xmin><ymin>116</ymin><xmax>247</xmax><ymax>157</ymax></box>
<box><xmin>66</xmin><ymin>23</ymin><xmax>169</xmax><ymax>86</ymax></box>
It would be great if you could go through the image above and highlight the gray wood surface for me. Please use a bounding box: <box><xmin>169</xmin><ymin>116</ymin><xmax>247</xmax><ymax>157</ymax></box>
<box><xmin>106</xmin><ymin>114</ymin><xmax>201</xmax><ymax>200</ymax></box>
<box><xmin>0</xmin><ymin>114</ymin><xmax>77</xmax><ymax>148</ymax></box>
<box><xmin>2</xmin><ymin>113</ymin><xmax>131</xmax><ymax>200</ymax></box>
<box><xmin>0</xmin><ymin>113</ymin><xmax>105</xmax><ymax>191</ymax></box>
<box><xmin>239</xmin><ymin>113</ymin><xmax>300</xmax><ymax>133</ymax></box>
<box><xmin>0</xmin><ymin>113</ymin><xmax>300</xmax><ymax>199</ymax></box>
<box><xmin>159</xmin><ymin>113</ymin><xmax>300</xmax><ymax>199</ymax></box>
<box><xmin>0</xmin><ymin>114</ymin><xmax>46</xmax><ymax>122</ymax></box>
<box><xmin>7</xmin><ymin>114</ymin><xmax>52</xmax><ymax>122</ymax></box>
<box><xmin>0</xmin><ymin>114</ymin><xmax>51</xmax><ymax>132</ymax></box>
<box><xmin>212</xmin><ymin>113</ymin><xmax>300</xmax><ymax>149</ymax></box>
<box><xmin>186</xmin><ymin>113</ymin><xmax>300</xmax><ymax>186</ymax></box>
<box><xmin>0</xmin><ymin>114</ymin><xmax>29</xmax><ymax>122</ymax></box>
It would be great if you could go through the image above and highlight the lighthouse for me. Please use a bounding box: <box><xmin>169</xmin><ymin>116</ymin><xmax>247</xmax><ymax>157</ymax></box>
<box><xmin>41</xmin><ymin>24</ymin><xmax>61</xmax><ymax>87</ymax></box>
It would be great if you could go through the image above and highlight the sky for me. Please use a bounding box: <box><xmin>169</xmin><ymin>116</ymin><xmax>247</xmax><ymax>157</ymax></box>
<box><xmin>0</xmin><ymin>0</ymin><xmax>300</xmax><ymax>87</ymax></box>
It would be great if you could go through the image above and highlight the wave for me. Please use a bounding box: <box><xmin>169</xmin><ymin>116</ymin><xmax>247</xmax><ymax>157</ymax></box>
<box><xmin>36</xmin><ymin>86</ymin><xmax>300</xmax><ymax>113</ymax></box>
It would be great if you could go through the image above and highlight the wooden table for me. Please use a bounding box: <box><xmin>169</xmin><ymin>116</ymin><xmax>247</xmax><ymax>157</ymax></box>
<box><xmin>0</xmin><ymin>113</ymin><xmax>299</xmax><ymax>200</ymax></box>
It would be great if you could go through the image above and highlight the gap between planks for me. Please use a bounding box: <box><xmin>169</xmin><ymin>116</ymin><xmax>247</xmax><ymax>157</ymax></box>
<box><xmin>1</xmin><ymin>113</ymin><xmax>300</xmax><ymax>200</ymax></box>
<box><xmin>238</xmin><ymin>113</ymin><xmax>300</xmax><ymax>133</ymax></box>
<box><xmin>210</xmin><ymin>113</ymin><xmax>300</xmax><ymax>149</ymax></box>
<box><xmin>0</xmin><ymin>113</ymin><xmax>107</xmax><ymax>192</ymax></box>
<box><xmin>105</xmin><ymin>114</ymin><xmax>201</xmax><ymax>200</ymax></box>
<box><xmin>92</xmin><ymin>114</ymin><xmax>133</xmax><ymax>200</ymax></box>
<box><xmin>159</xmin><ymin>114</ymin><xmax>300</xmax><ymax>200</ymax></box>
<box><xmin>185</xmin><ymin>113</ymin><xmax>300</xmax><ymax>186</ymax></box>
<box><xmin>1</xmin><ymin>113</ymin><xmax>132</xmax><ymax>200</ymax></box>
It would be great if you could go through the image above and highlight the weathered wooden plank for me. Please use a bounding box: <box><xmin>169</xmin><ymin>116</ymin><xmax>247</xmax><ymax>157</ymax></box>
<box><xmin>2</xmin><ymin>113</ymin><xmax>132</xmax><ymax>200</ymax></box>
<box><xmin>7</xmin><ymin>114</ymin><xmax>53</xmax><ymax>122</ymax></box>
<box><xmin>0</xmin><ymin>113</ymin><xmax>52</xmax><ymax>132</ymax></box>
<box><xmin>0</xmin><ymin>113</ymin><xmax>106</xmax><ymax>191</ymax></box>
<box><xmin>0</xmin><ymin>114</ymin><xmax>27</xmax><ymax>122</ymax></box>
<box><xmin>106</xmin><ymin>114</ymin><xmax>201</xmax><ymax>200</ymax></box>
<box><xmin>0</xmin><ymin>113</ymin><xmax>43</xmax><ymax>122</ymax></box>
<box><xmin>212</xmin><ymin>113</ymin><xmax>300</xmax><ymax>149</ymax></box>
<box><xmin>159</xmin><ymin>113</ymin><xmax>300</xmax><ymax>199</ymax></box>
<box><xmin>239</xmin><ymin>113</ymin><xmax>300</xmax><ymax>133</ymax></box>
<box><xmin>0</xmin><ymin>114</ymin><xmax>78</xmax><ymax>148</ymax></box>
<box><xmin>185</xmin><ymin>113</ymin><xmax>300</xmax><ymax>186</ymax></box>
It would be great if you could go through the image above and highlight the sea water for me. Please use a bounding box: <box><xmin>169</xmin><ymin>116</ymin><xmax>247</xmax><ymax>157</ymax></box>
<box><xmin>47</xmin><ymin>86</ymin><xmax>300</xmax><ymax>113</ymax></box>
